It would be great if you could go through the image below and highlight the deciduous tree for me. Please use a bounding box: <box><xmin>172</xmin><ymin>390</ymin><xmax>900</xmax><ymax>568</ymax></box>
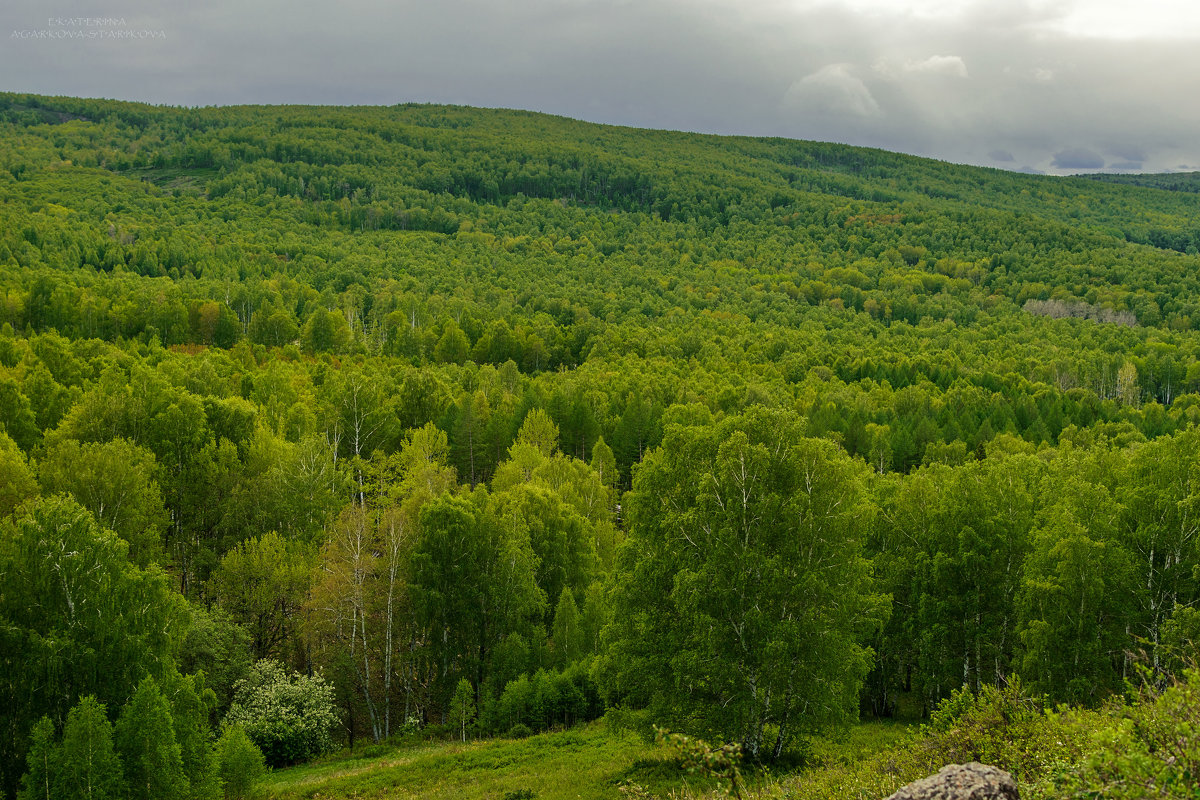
<box><xmin>603</xmin><ymin>407</ymin><xmax>884</xmax><ymax>761</ymax></box>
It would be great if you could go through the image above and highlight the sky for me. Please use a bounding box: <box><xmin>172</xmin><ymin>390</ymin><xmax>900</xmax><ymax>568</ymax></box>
<box><xmin>4</xmin><ymin>0</ymin><xmax>1200</xmax><ymax>174</ymax></box>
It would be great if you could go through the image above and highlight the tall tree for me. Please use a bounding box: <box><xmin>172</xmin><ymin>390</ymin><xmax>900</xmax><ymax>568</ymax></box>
<box><xmin>550</xmin><ymin>588</ymin><xmax>583</xmax><ymax>667</ymax></box>
<box><xmin>411</xmin><ymin>491</ymin><xmax>544</xmax><ymax>710</ymax></box>
<box><xmin>449</xmin><ymin>679</ymin><xmax>476</xmax><ymax>742</ymax></box>
<box><xmin>38</xmin><ymin>438</ymin><xmax>168</xmax><ymax>566</ymax></box>
<box><xmin>0</xmin><ymin>497</ymin><xmax>186</xmax><ymax>799</ymax></box>
<box><xmin>1119</xmin><ymin>428</ymin><xmax>1200</xmax><ymax>676</ymax></box>
<box><xmin>603</xmin><ymin>407</ymin><xmax>884</xmax><ymax>761</ymax></box>
<box><xmin>0</xmin><ymin>430</ymin><xmax>37</xmax><ymax>517</ymax></box>
<box><xmin>1018</xmin><ymin>475</ymin><xmax>1134</xmax><ymax>702</ymax></box>
<box><xmin>114</xmin><ymin>677</ymin><xmax>187</xmax><ymax>800</ymax></box>
<box><xmin>212</xmin><ymin>531</ymin><xmax>312</xmax><ymax>661</ymax></box>
<box><xmin>162</xmin><ymin>672</ymin><xmax>218</xmax><ymax>800</ymax></box>
<box><xmin>16</xmin><ymin>718</ymin><xmax>56</xmax><ymax>800</ymax></box>
<box><xmin>56</xmin><ymin>697</ymin><xmax>125</xmax><ymax>800</ymax></box>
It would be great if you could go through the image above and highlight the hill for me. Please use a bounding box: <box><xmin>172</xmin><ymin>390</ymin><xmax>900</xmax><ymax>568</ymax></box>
<box><xmin>4</xmin><ymin>93</ymin><xmax>1200</xmax><ymax>799</ymax></box>
<box><xmin>1083</xmin><ymin>170</ymin><xmax>1200</xmax><ymax>194</ymax></box>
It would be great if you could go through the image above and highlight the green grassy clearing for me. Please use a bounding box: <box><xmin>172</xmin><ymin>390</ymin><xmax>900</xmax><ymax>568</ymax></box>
<box><xmin>264</xmin><ymin>724</ymin><xmax>652</xmax><ymax>800</ymax></box>
<box><xmin>263</xmin><ymin>720</ymin><xmax>917</xmax><ymax>800</ymax></box>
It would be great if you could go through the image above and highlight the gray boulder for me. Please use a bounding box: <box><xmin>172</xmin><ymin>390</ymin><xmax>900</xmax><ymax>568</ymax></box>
<box><xmin>884</xmin><ymin>762</ymin><xmax>1019</xmax><ymax>800</ymax></box>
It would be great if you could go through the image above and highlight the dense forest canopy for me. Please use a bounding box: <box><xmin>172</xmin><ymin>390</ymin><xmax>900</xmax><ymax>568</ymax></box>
<box><xmin>3</xmin><ymin>92</ymin><xmax>1200</xmax><ymax>798</ymax></box>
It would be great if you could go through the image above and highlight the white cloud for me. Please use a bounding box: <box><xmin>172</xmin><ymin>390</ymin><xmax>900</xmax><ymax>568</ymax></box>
<box><xmin>783</xmin><ymin>64</ymin><xmax>882</xmax><ymax>118</ymax></box>
<box><xmin>801</xmin><ymin>0</ymin><xmax>1200</xmax><ymax>40</ymax></box>
<box><xmin>1033</xmin><ymin>0</ymin><xmax>1200</xmax><ymax>40</ymax></box>
<box><xmin>904</xmin><ymin>55</ymin><xmax>969</xmax><ymax>78</ymax></box>
<box><xmin>797</xmin><ymin>0</ymin><xmax>978</xmax><ymax>21</ymax></box>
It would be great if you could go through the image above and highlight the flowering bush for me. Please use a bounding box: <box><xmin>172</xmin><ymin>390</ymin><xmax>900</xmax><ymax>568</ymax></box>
<box><xmin>224</xmin><ymin>660</ymin><xmax>338</xmax><ymax>767</ymax></box>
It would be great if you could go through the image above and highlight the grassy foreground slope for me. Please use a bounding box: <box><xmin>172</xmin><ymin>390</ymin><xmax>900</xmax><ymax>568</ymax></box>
<box><xmin>264</xmin><ymin>726</ymin><xmax>656</xmax><ymax>800</ymax></box>
<box><xmin>262</xmin><ymin>722</ymin><xmax>916</xmax><ymax>800</ymax></box>
<box><xmin>261</xmin><ymin>676</ymin><xmax>1200</xmax><ymax>800</ymax></box>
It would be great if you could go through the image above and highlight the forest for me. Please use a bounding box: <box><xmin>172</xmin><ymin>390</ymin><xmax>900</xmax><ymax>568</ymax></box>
<box><xmin>3</xmin><ymin>92</ymin><xmax>1200</xmax><ymax>799</ymax></box>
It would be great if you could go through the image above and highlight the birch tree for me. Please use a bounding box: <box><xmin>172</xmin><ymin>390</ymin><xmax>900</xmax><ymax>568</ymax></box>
<box><xmin>56</xmin><ymin>697</ymin><xmax>125</xmax><ymax>800</ymax></box>
<box><xmin>0</xmin><ymin>497</ymin><xmax>186</xmax><ymax>799</ymax></box>
<box><xmin>603</xmin><ymin>406</ymin><xmax>883</xmax><ymax>761</ymax></box>
<box><xmin>307</xmin><ymin>424</ymin><xmax>454</xmax><ymax>741</ymax></box>
<box><xmin>39</xmin><ymin>438</ymin><xmax>168</xmax><ymax>567</ymax></box>
<box><xmin>1119</xmin><ymin>428</ymin><xmax>1200</xmax><ymax>677</ymax></box>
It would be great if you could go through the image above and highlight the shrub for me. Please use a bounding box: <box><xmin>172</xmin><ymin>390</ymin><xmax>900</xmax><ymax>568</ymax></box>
<box><xmin>215</xmin><ymin>725</ymin><xmax>265</xmax><ymax>800</ymax></box>
<box><xmin>489</xmin><ymin>663</ymin><xmax>604</xmax><ymax>735</ymax></box>
<box><xmin>224</xmin><ymin>660</ymin><xmax>338</xmax><ymax>767</ymax></box>
<box><xmin>506</xmin><ymin>724</ymin><xmax>533</xmax><ymax>739</ymax></box>
<box><xmin>907</xmin><ymin>678</ymin><xmax>1095</xmax><ymax>786</ymax></box>
<box><xmin>1057</xmin><ymin>669</ymin><xmax>1200</xmax><ymax>799</ymax></box>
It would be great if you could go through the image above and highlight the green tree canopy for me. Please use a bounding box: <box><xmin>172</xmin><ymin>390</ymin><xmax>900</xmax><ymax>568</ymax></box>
<box><xmin>38</xmin><ymin>438</ymin><xmax>169</xmax><ymax>566</ymax></box>
<box><xmin>56</xmin><ymin>697</ymin><xmax>126</xmax><ymax>800</ymax></box>
<box><xmin>114</xmin><ymin>677</ymin><xmax>187</xmax><ymax>800</ymax></box>
<box><xmin>603</xmin><ymin>406</ymin><xmax>885</xmax><ymax>761</ymax></box>
<box><xmin>214</xmin><ymin>726</ymin><xmax>264</xmax><ymax>800</ymax></box>
<box><xmin>16</xmin><ymin>718</ymin><xmax>57</xmax><ymax>800</ymax></box>
<box><xmin>211</xmin><ymin>531</ymin><xmax>312</xmax><ymax>661</ymax></box>
<box><xmin>0</xmin><ymin>497</ymin><xmax>186</xmax><ymax>799</ymax></box>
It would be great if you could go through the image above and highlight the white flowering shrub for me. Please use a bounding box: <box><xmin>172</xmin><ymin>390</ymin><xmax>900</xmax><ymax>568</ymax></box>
<box><xmin>224</xmin><ymin>660</ymin><xmax>338</xmax><ymax>767</ymax></box>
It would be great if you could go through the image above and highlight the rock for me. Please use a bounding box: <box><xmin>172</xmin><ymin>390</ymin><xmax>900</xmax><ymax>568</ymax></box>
<box><xmin>884</xmin><ymin>762</ymin><xmax>1019</xmax><ymax>800</ymax></box>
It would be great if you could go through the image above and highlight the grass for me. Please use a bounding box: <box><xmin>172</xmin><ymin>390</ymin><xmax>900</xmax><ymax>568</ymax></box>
<box><xmin>804</xmin><ymin>720</ymin><xmax>915</xmax><ymax>768</ymax></box>
<box><xmin>264</xmin><ymin>724</ymin><xmax>654</xmax><ymax>800</ymax></box>
<box><xmin>262</xmin><ymin>719</ymin><xmax>919</xmax><ymax>800</ymax></box>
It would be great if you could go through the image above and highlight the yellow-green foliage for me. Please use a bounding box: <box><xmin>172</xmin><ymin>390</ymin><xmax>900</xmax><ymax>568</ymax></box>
<box><xmin>771</xmin><ymin>673</ymin><xmax>1200</xmax><ymax>800</ymax></box>
<box><xmin>1055</xmin><ymin>670</ymin><xmax>1200</xmax><ymax>799</ymax></box>
<box><xmin>263</xmin><ymin>724</ymin><xmax>651</xmax><ymax>800</ymax></box>
<box><xmin>259</xmin><ymin>678</ymin><xmax>1200</xmax><ymax>800</ymax></box>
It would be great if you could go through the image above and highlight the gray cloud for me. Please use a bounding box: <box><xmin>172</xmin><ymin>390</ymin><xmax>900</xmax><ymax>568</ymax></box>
<box><xmin>1106</xmin><ymin>145</ymin><xmax>1147</xmax><ymax>163</ymax></box>
<box><xmin>783</xmin><ymin>64</ymin><xmax>882</xmax><ymax>119</ymax></box>
<box><xmin>1052</xmin><ymin>148</ymin><xmax>1106</xmax><ymax>170</ymax></box>
<box><xmin>902</xmin><ymin>55</ymin><xmax>969</xmax><ymax>78</ymax></box>
<box><xmin>1</xmin><ymin>0</ymin><xmax>1199</xmax><ymax>174</ymax></box>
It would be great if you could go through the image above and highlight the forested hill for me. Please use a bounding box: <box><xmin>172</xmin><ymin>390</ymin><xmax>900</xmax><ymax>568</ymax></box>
<box><xmin>6</xmin><ymin>93</ymin><xmax>1200</xmax><ymax>798</ymax></box>
<box><xmin>1083</xmin><ymin>170</ymin><xmax>1200</xmax><ymax>194</ymax></box>
<box><xmin>4</xmin><ymin>93</ymin><xmax>1200</xmax><ymax>461</ymax></box>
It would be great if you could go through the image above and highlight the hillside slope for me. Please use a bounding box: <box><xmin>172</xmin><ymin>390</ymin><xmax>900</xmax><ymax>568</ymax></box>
<box><xmin>7</xmin><ymin>93</ymin><xmax>1200</xmax><ymax>798</ymax></box>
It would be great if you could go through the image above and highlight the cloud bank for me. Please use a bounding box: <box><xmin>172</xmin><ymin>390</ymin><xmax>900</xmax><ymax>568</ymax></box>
<box><xmin>2</xmin><ymin>0</ymin><xmax>1199</xmax><ymax>174</ymax></box>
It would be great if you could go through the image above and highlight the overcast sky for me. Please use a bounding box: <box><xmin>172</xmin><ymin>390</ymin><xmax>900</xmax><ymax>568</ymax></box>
<box><xmin>4</xmin><ymin>0</ymin><xmax>1199</xmax><ymax>174</ymax></box>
